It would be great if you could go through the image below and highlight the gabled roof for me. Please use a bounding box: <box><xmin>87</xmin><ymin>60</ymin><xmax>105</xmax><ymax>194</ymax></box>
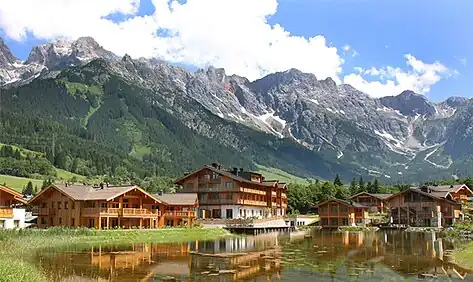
<box><xmin>155</xmin><ymin>193</ymin><xmax>198</xmax><ymax>206</ymax></box>
<box><xmin>28</xmin><ymin>184</ymin><xmax>163</xmax><ymax>204</ymax></box>
<box><xmin>350</xmin><ymin>192</ymin><xmax>393</xmax><ymax>201</ymax></box>
<box><xmin>427</xmin><ymin>184</ymin><xmax>473</xmax><ymax>195</ymax></box>
<box><xmin>0</xmin><ymin>185</ymin><xmax>27</xmax><ymax>204</ymax></box>
<box><xmin>316</xmin><ymin>198</ymin><xmax>368</xmax><ymax>209</ymax></box>
<box><xmin>386</xmin><ymin>188</ymin><xmax>461</xmax><ymax>205</ymax></box>
<box><xmin>174</xmin><ymin>165</ymin><xmax>278</xmax><ymax>187</ymax></box>
<box><xmin>277</xmin><ymin>182</ymin><xmax>287</xmax><ymax>189</ymax></box>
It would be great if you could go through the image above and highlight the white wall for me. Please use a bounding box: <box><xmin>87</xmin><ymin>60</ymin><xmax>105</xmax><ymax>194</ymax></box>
<box><xmin>0</xmin><ymin>208</ymin><xmax>26</xmax><ymax>229</ymax></box>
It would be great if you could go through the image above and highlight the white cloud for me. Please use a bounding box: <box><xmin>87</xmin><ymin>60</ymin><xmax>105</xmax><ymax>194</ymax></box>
<box><xmin>0</xmin><ymin>0</ymin><xmax>343</xmax><ymax>82</ymax></box>
<box><xmin>344</xmin><ymin>54</ymin><xmax>455</xmax><ymax>98</ymax></box>
<box><xmin>342</xmin><ymin>44</ymin><xmax>358</xmax><ymax>57</ymax></box>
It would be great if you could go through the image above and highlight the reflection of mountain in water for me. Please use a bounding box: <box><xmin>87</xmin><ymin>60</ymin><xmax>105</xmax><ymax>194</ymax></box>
<box><xmin>35</xmin><ymin>231</ymin><xmax>471</xmax><ymax>282</ymax></box>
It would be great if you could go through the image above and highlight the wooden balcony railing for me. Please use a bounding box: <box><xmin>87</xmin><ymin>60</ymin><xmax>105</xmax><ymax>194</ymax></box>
<box><xmin>81</xmin><ymin>208</ymin><xmax>160</xmax><ymax>217</ymax></box>
<box><xmin>242</xmin><ymin>200</ymin><xmax>267</xmax><ymax>207</ymax></box>
<box><xmin>199</xmin><ymin>199</ymin><xmax>237</xmax><ymax>205</ymax></box>
<box><xmin>163</xmin><ymin>211</ymin><xmax>196</xmax><ymax>218</ymax></box>
<box><xmin>242</xmin><ymin>188</ymin><xmax>267</xmax><ymax>196</ymax></box>
<box><xmin>0</xmin><ymin>208</ymin><xmax>13</xmax><ymax>218</ymax></box>
<box><xmin>33</xmin><ymin>207</ymin><xmax>55</xmax><ymax>216</ymax></box>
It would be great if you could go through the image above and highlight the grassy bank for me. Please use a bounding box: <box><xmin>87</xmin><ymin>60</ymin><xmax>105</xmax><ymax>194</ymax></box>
<box><xmin>0</xmin><ymin>227</ymin><xmax>232</xmax><ymax>282</ymax></box>
<box><xmin>453</xmin><ymin>241</ymin><xmax>473</xmax><ymax>270</ymax></box>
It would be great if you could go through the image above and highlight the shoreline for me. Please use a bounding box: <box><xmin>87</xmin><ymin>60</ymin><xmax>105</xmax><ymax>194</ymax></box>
<box><xmin>0</xmin><ymin>227</ymin><xmax>234</xmax><ymax>282</ymax></box>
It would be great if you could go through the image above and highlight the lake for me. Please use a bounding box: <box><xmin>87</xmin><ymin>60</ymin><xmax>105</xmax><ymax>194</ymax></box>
<box><xmin>35</xmin><ymin>229</ymin><xmax>472</xmax><ymax>281</ymax></box>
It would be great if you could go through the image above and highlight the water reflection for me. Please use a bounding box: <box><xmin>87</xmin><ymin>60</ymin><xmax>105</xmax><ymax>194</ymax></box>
<box><xmin>35</xmin><ymin>230</ymin><xmax>473</xmax><ymax>282</ymax></box>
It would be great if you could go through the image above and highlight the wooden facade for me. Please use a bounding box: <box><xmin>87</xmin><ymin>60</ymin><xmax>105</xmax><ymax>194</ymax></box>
<box><xmin>29</xmin><ymin>184</ymin><xmax>197</xmax><ymax>229</ymax></box>
<box><xmin>175</xmin><ymin>164</ymin><xmax>288</xmax><ymax>219</ymax></box>
<box><xmin>316</xmin><ymin>199</ymin><xmax>369</xmax><ymax>228</ymax></box>
<box><xmin>386</xmin><ymin>188</ymin><xmax>462</xmax><ymax>227</ymax></box>
<box><xmin>426</xmin><ymin>184</ymin><xmax>473</xmax><ymax>203</ymax></box>
<box><xmin>0</xmin><ymin>185</ymin><xmax>27</xmax><ymax>229</ymax></box>
<box><xmin>350</xmin><ymin>192</ymin><xmax>392</xmax><ymax>213</ymax></box>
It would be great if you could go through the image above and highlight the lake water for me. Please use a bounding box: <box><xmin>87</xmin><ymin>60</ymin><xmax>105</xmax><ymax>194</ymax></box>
<box><xmin>35</xmin><ymin>229</ymin><xmax>473</xmax><ymax>281</ymax></box>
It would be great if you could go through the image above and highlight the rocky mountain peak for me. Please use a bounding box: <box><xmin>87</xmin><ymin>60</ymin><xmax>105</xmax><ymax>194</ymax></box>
<box><xmin>0</xmin><ymin>37</ymin><xmax>18</xmax><ymax>67</ymax></box>
<box><xmin>444</xmin><ymin>96</ymin><xmax>469</xmax><ymax>108</ymax></box>
<box><xmin>379</xmin><ymin>90</ymin><xmax>437</xmax><ymax>117</ymax></box>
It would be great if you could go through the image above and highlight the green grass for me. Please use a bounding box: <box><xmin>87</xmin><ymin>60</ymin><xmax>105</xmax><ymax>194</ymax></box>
<box><xmin>0</xmin><ymin>143</ymin><xmax>43</xmax><ymax>158</ymax></box>
<box><xmin>0</xmin><ymin>175</ymin><xmax>43</xmax><ymax>192</ymax></box>
<box><xmin>55</xmin><ymin>168</ymin><xmax>86</xmax><ymax>182</ymax></box>
<box><xmin>453</xmin><ymin>241</ymin><xmax>473</xmax><ymax>270</ymax></box>
<box><xmin>0</xmin><ymin>227</ymin><xmax>232</xmax><ymax>282</ymax></box>
<box><xmin>129</xmin><ymin>145</ymin><xmax>152</xmax><ymax>160</ymax></box>
<box><xmin>256</xmin><ymin>165</ymin><xmax>309</xmax><ymax>184</ymax></box>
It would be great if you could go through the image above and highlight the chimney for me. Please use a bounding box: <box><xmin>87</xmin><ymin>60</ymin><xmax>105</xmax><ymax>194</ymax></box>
<box><xmin>100</xmin><ymin>182</ymin><xmax>104</xmax><ymax>189</ymax></box>
<box><xmin>232</xmin><ymin>167</ymin><xmax>238</xmax><ymax>174</ymax></box>
<box><xmin>450</xmin><ymin>184</ymin><xmax>454</xmax><ymax>188</ymax></box>
<box><xmin>239</xmin><ymin>168</ymin><xmax>244</xmax><ymax>172</ymax></box>
<box><xmin>65</xmin><ymin>183</ymin><xmax>68</xmax><ymax>187</ymax></box>
<box><xmin>211</xmin><ymin>162</ymin><xmax>218</xmax><ymax>168</ymax></box>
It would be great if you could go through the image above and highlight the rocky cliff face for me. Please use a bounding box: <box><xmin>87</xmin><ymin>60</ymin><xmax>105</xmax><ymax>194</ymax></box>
<box><xmin>1</xmin><ymin>36</ymin><xmax>472</xmax><ymax>182</ymax></box>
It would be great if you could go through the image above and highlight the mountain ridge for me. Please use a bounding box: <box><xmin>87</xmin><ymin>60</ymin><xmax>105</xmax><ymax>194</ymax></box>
<box><xmin>1</xmin><ymin>36</ymin><xmax>473</xmax><ymax>183</ymax></box>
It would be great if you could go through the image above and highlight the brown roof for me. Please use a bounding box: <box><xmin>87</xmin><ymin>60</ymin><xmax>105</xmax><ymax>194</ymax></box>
<box><xmin>428</xmin><ymin>184</ymin><xmax>473</xmax><ymax>194</ymax></box>
<box><xmin>174</xmin><ymin>165</ymin><xmax>277</xmax><ymax>188</ymax></box>
<box><xmin>0</xmin><ymin>185</ymin><xmax>27</xmax><ymax>204</ymax></box>
<box><xmin>387</xmin><ymin>188</ymin><xmax>460</xmax><ymax>205</ymax></box>
<box><xmin>155</xmin><ymin>193</ymin><xmax>197</xmax><ymax>206</ymax></box>
<box><xmin>350</xmin><ymin>192</ymin><xmax>393</xmax><ymax>200</ymax></box>
<box><xmin>316</xmin><ymin>198</ymin><xmax>368</xmax><ymax>209</ymax></box>
<box><xmin>277</xmin><ymin>183</ymin><xmax>287</xmax><ymax>189</ymax></box>
<box><xmin>29</xmin><ymin>184</ymin><xmax>162</xmax><ymax>204</ymax></box>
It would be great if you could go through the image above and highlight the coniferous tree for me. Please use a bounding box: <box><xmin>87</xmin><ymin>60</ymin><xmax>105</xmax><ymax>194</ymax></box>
<box><xmin>358</xmin><ymin>177</ymin><xmax>366</xmax><ymax>193</ymax></box>
<box><xmin>23</xmin><ymin>181</ymin><xmax>33</xmax><ymax>196</ymax></box>
<box><xmin>366</xmin><ymin>181</ymin><xmax>373</xmax><ymax>193</ymax></box>
<box><xmin>349</xmin><ymin>177</ymin><xmax>358</xmax><ymax>196</ymax></box>
<box><xmin>334</xmin><ymin>174</ymin><xmax>343</xmax><ymax>187</ymax></box>
<box><xmin>372</xmin><ymin>178</ymin><xmax>380</xmax><ymax>193</ymax></box>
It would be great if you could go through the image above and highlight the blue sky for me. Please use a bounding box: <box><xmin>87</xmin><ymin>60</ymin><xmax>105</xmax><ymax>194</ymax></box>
<box><xmin>1</xmin><ymin>0</ymin><xmax>472</xmax><ymax>101</ymax></box>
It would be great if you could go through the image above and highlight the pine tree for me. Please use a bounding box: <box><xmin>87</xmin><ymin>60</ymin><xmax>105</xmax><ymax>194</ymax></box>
<box><xmin>349</xmin><ymin>177</ymin><xmax>358</xmax><ymax>195</ymax></box>
<box><xmin>334</xmin><ymin>174</ymin><xmax>343</xmax><ymax>187</ymax></box>
<box><xmin>358</xmin><ymin>177</ymin><xmax>366</xmax><ymax>193</ymax></box>
<box><xmin>24</xmin><ymin>181</ymin><xmax>33</xmax><ymax>196</ymax></box>
<box><xmin>372</xmin><ymin>178</ymin><xmax>380</xmax><ymax>193</ymax></box>
<box><xmin>33</xmin><ymin>185</ymin><xmax>38</xmax><ymax>195</ymax></box>
<box><xmin>366</xmin><ymin>181</ymin><xmax>373</xmax><ymax>193</ymax></box>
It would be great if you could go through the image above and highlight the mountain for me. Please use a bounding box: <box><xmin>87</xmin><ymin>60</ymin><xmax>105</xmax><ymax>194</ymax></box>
<box><xmin>1</xmin><ymin>36</ymin><xmax>473</xmax><ymax>184</ymax></box>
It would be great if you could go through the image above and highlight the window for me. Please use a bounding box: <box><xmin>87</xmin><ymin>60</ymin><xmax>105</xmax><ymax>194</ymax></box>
<box><xmin>226</xmin><ymin>209</ymin><xmax>233</xmax><ymax>219</ymax></box>
<box><xmin>340</xmin><ymin>206</ymin><xmax>348</xmax><ymax>213</ymax></box>
<box><xmin>65</xmin><ymin>202</ymin><xmax>68</xmax><ymax>210</ymax></box>
<box><xmin>40</xmin><ymin>218</ymin><xmax>46</xmax><ymax>225</ymax></box>
<box><xmin>58</xmin><ymin>202</ymin><xmax>62</xmax><ymax>209</ymax></box>
<box><xmin>0</xmin><ymin>220</ymin><xmax>4</xmax><ymax>229</ymax></box>
<box><xmin>41</xmin><ymin>203</ymin><xmax>47</xmax><ymax>208</ymax></box>
<box><xmin>51</xmin><ymin>202</ymin><xmax>55</xmax><ymax>208</ymax></box>
<box><xmin>101</xmin><ymin>202</ymin><xmax>107</xmax><ymax>208</ymax></box>
<box><xmin>112</xmin><ymin>203</ymin><xmax>119</xmax><ymax>208</ymax></box>
<box><xmin>13</xmin><ymin>220</ymin><xmax>19</xmax><ymax>228</ymax></box>
<box><xmin>71</xmin><ymin>218</ymin><xmax>75</xmax><ymax>226</ymax></box>
<box><xmin>59</xmin><ymin>218</ymin><xmax>62</xmax><ymax>225</ymax></box>
<box><xmin>71</xmin><ymin>202</ymin><xmax>75</xmax><ymax>209</ymax></box>
<box><xmin>224</xmin><ymin>181</ymin><xmax>234</xmax><ymax>189</ymax></box>
<box><xmin>132</xmin><ymin>204</ymin><xmax>139</xmax><ymax>208</ymax></box>
<box><xmin>330</xmin><ymin>204</ymin><xmax>338</xmax><ymax>213</ymax></box>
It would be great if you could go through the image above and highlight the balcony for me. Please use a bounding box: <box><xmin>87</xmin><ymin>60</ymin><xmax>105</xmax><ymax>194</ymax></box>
<box><xmin>33</xmin><ymin>207</ymin><xmax>56</xmax><ymax>216</ymax></box>
<box><xmin>81</xmin><ymin>208</ymin><xmax>161</xmax><ymax>218</ymax></box>
<box><xmin>199</xmin><ymin>199</ymin><xmax>237</xmax><ymax>205</ymax></box>
<box><xmin>242</xmin><ymin>188</ymin><xmax>267</xmax><ymax>196</ymax></box>
<box><xmin>163</xmin><ymin>211</ymin><xmax>196</xmax><ymax>218</ymax></box>
<box><xmin>242</xmin><ymin>200</ymin><xmax>267</xmax><ymax>207</ymax></box>
<box><xmin>0</xmin><ymin>208</ymin><xmax>13</xmax><ymax>218</ymax></box>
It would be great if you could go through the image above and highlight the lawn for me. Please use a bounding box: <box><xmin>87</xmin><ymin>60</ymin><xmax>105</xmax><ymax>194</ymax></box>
<box><xmin>0</xmin><ymin>175</ymin><xmax>44</xmax><ymax>192</ymax></box>
<box><xmin>0</xmin><ymin>227</ymin><xmax>233</xmax><ymax>282</ymax></box>
<box><xmin>55</xmin><ymin>168</ymin><xmax>86</xmax><ymax>181</ymax></box>
<box><xmin>256</xmin><ymin>165</ymin><xmax>310</xmax><ymax>184</ymax></box>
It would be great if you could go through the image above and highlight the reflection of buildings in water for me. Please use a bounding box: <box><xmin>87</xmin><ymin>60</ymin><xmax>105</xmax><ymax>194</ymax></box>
<box><xmin>38</xmin><ymin>235</ymin><xmax>286</xmax><ymax>282</ymax></box>
<box><xmin>309</xmin><ymin>230</ymin><xmax>471</xmax><ymax>278</ymax></box>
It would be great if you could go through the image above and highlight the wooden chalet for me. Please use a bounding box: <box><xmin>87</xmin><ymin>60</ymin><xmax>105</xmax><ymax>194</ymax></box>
<box><xmin>424</xmin><ymin>184</ymin><xmax>473</xmax><ymax>203</ymax></box>
<box><xmin>0</xmin><ymin>185</ymin><xmax>27</xmax><ymax>229</ymax></box>
<box><xmin>386</xmin><ymin>187</ymin><xmax>462</xmax><ymax>227</ymax></box>
<box><xmin>350</xmin><ymin>192</ymin><xmax>392</xmax><ymax>213</ymax></box>
<box><xmin>316</xmin><ymin>198</ymin><xmax>369</xmax><ymax>228</ymax></box>
<box><xmin>28</xmin><ymin>184</ymin><xmax>197</xmax><ymax>229</ymax></box>
<box><xmin>175</xmin><ymin>163</ymin><xmax>288</xmax><ymax>219</ymax></box>
<box><xmin>155</xmin><ymin>193</ymin><xmax>198</xmax><ymax>227</ymax></box>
